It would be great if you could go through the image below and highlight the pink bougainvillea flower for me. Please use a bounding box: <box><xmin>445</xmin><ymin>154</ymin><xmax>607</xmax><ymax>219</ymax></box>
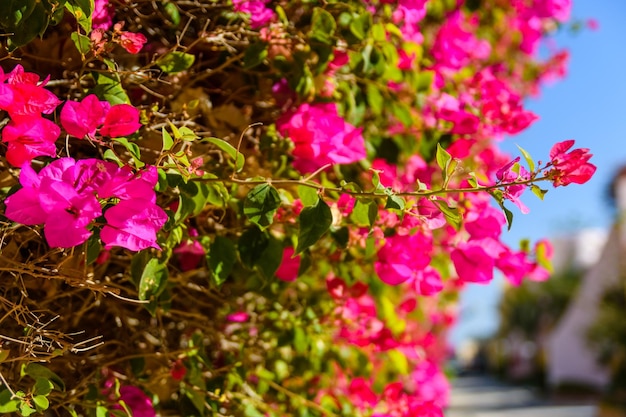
<box><xmin>101</xmin><ymin>199</ymin><xmax>168</xmax><ymax>251</ymax></box>
<box><xmin>548</xmin><ymin>139</ymin><xmax>596</xmax><ymax>186</ymax></box>
<box><xmin>115</xmin><ymin>386</ymin><xmax>156</xmax><ymax>417</ymax></box>
<box><xmin>348</xmin><ymin>377</ymin><xmax>378</xmax><ymax>409</ymax></box>
<box><xmin>275</xmin><ymin>246</ymin><xmax>301</xmax><ymax>281</ymax></box>
<box><xmin>93</xmin><ymin>0</ymin><xmax>115</xmax><ymax>30</ymax></box>
<box><xmin>173</xmin><ymin>239</ymin><xmax>205</xmax><ymax>271</ymax></box>
<box><xmin>60</xmin><ymin>94</ymin><xmax>109</xmax><ymax>139</ymax></box>
<box><xmin>277</xmin><ymin>102</ymin><xmax>366</xmax><ymax>173</ymax></box>
<box><xmin>495</xmin><ymin>157</ymin><xmax>530</xmax><ymax>213</ymax></box>
<box><xmin>232</xmin><ymin>0</ymin><xmax>275</xmax><ymax>29</ymax></box>
<box><xmin>375</xmin><ymin>232</ymin><xmax>432</xmax><ymax>285</ymax></box>
<box><xmin>226</xmin><ymin>311</ymin><xmax>250</xmax><ymax>322</ymax></box>
<box><xmin>451</xmin><ymin>242</ymin><xmax>494</xmax><ymax>284</ymax></box>
<box><xmin>99</xmin><ymin>103</ymin><xmax>142</xmax><ymax>137</ymax></box>
<box><xmin>2</xmin><ymin>116</ymin><xmax>60</xmax><ymax>166</ymax></box>
<box><xmin>119</xmin><ymin>31</ymin><xmax>147</xmax><ymax>54</ymax></box>
<box><xmin>1</xmin><ymin>65</ymin><xmax>61</xmax><ymax>116</ymax></box>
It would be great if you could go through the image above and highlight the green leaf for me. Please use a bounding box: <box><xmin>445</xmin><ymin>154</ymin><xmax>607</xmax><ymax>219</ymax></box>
<box><xmin>103</xmin><ymin>149</ymin><xmax>122</xmax><ymax>165</ymax></box>
<box><xmin>243</xmin><ymin>41</ymin><xmax>268</xmax><ymax>69</ymax></box>
<box><xmin>0</xmin><ymin>349</ymin><xmax>8</xmax><ymax>363</ymax></box>
<box><xmin>293</xmin><ymin>327</ymin><xmax>308</xmax><ymax>355</ymax></box>
<box><xmin>208</xmin><ymin>236</ymin><xmax>237</xmax><ymax>287</ymax></box>
<box><xmin>92</xmin><ymin>71</ymin><xmax>130</xmax><ymax>105</ymax></box>
<box><xmin>366</xmin><ymin>83</ymin><xmax>384</xmax><ymax>116</ymax></box>
<box><xmin>349</xmin><ymin>13</ymin><xmax>370</xmax><ymax>40</ymax></box>
<box><xmin>19</xmin><ymin>402</ymin><xmax>36</xmax><ymax>417</ymax></box>
<box><xmin>390</xmin><ymin>101</ymin><xmax>412</xmax><ymax>126</ymax></box>
<box><xmin>23</xmin><ymin>364</ymin><xmax>65</xmax><ymax>391</ymax></box>
<box><xmin>238</xmin><ymin>227</ymin><xmax>269</xmax><ymax>269</ymax></box>
<box><xmin>33</xmin><ymin>378</ymin><xmax>54</xmax><ymax>396</ymax></box>
<box><xmin>70</xmin><ymin>32</ymin><xmax>91</xmax><ymax>55</ymax></box>
<box><xmin>310</xmin><ymin>7</ymin><xmax>336</xmax><ymax>44</ymax></box>
<box><xmin>297</xmin><ymin>185</ymin><xmax>318</xmax><ymax>207</ymax></box>
<box><xmin>65</xmin><ymin>0</ymin><xmax>93</xmax><ymax>33</ymax></box>
<box><xmin>0</xmin><ymin>390</ymin><xmax>19</xmax><ymax>413</ymax></box>
<box><xmin>5</xmin><ymin>2</ymin><xmax>49</xmax><ymax>49</ymax></box>
<box><xmin>385</xmin><ymin>194</ymin><xmax>405</xmax><ymax>211</ymax></box>
<box><xmin>531</xmin><ymin>184</ymin><xmax>548</xmax><ymax>200</ymax></box>
<box><xmin>138</xmin><ymin>256</ymin><xmax>169</xmax><ymax>313</ymax></box>
<box><xmin>517</xmin><ymin>144</ymin><xmax>536</xmax><ymax>172</ymax></box>
<box><xmin>161</xmin><ymin>1</ymin><xmax>180</xmax><ymax>25</ymax></box>
<box><xmin>414</xmin><ymin>70</ymin><xmax>434</xmax><ymax>92</ymax></box>
<box><xmin>435</xmin><ymin>143</ymin><xmax>452</xmax><ymax>173</ymax></box>
<box><xmin>502</xmin><ymin>205</ymin><xmax>514</xmax><ymax>230</ymax></box>
<box><xmin>244</xmin><ymin>184</ymin><xmax>281</xmax><ymax>230</ymax></box>
<box><xmin>96</xmin><ymin>405</ymin><xmax>109</xmax><ymax>417</ymax></box>
<box><xmin>433</xmin><ymin>199</ymin><xmax>462</xmax><ymax>231</ymax></box>
<box><xmin>350</xmin><ymin>199</ymin><xmax>378</xmax><ymax>228</ymax></box>
<box><xmin>162</xmin><ymin>128</ymin><xmax>174</xmax><ymax>151</ymax></box>
<box><xmin>157</xmin><ymin>51</ymin><xmax>195</xmax><ymax>74</ymax></box>
<box><xmin>205</xmin><ymin>137</ymin><xmax>245</xmax><ymax>172</ymax></box>
<box><xmin>296</xmin><ymin>198</ymin><xmax>332</xmax><ymax>254</ymax></box>
<box><xmin>112</xmin><ymin>137</ymin><xmax>144</xmax><ymax>168</ymax></box>
<box><xmin>256</xmin><ymin>236</ymin><xmax>283</xmax><ymax>279</ymax></box>
<box><xmin>33</xmin><ymin>395</ymin><xmax>49</xmax><ymax>411</ymax></box>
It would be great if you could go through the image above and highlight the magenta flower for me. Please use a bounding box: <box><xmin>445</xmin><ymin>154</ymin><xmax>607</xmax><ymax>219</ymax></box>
<box><xmin>119</xmin><ymin>31</ymin><xmax>147</xmax><ymax>54</ymax></box>
<box><xmin>375</xmin><ymin>232</ymin><xmax>432</xmax><ymax>285</ymax></box>
<box><xmin>277</xmin><ymin>102</ymin><xmax>366</xmax><ymax>173</ymax></box>
<box><xmin>451</xmin><ymin>242</ymin><xmax>494</xmax><ymax>284</ymax></box>
<box><xmin>93</xmin><ymin>0</ymin><xmax>115</xmax><ymax>30</ymax></box>
<box><xmin>5</xmin><ymin>158</ymin><xmax>167</xmax><ymax>251</ymax></box>
<box><xmin>275</xmin><ymin>247</ymin><xmax>301</xmax><ymax>282</ymax></box>
<box><xmin>548</xmin><ymin>140</ymin><xmax>596</xmax><ymax>187</ymax></box>
<box><xmin>116</xmin><ymin>386</ymin><xmax>156</xmax><ymax>417</ymax></box>
<box><xmin>100</xmin><ymin>104</ymin><xmax>142</xmax><ymax>137</ymax></box>
<box><xmin>2</xmin><ymin>116</ymin><xmax>60</xmax><ymax>166</ymax></box>
<box><xmin>0</xmin><ymin>65</ymin><xmax>61</xmax><ymax>116</ymax></box>
<box><xmin>233</xmin><ymin>0</ymin><xmax>275</xmax><ymax>29</ymax></box>
<box><xmin>101</xmin><ymin>199</ymin><xmax>167</xmax><ymax>251</ymax></box>
<box><xmin>60</xmin><ymin>94</ymin><xmax>109</xmax><ymax>139</ymax></box>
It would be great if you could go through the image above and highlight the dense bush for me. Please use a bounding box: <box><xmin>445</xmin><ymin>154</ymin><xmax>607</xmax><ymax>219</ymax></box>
<box><xmin>0</xmin><ymin>0</ymin><xmax>595</xmax><ymax>416</ymax></box>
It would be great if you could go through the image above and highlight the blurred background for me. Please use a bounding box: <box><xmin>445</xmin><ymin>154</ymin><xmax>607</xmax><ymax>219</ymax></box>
<box><xmin>448</xmin><ymin>1</ymin><xmax>626</xmax><ymax>416</ymax></box>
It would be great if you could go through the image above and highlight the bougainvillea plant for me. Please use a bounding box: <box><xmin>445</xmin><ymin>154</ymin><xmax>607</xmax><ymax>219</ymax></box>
<box><xmin>0</xmin><ymin>0</ymin><xmax>595</xmax><ymax>416</ymax></box>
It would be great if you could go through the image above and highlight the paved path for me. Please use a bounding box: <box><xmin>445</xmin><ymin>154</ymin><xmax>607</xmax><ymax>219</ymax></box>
<box><xmin>447</xmin><ymin>376</ymin><xmax>598</xmax><ymax>417</ymax></box>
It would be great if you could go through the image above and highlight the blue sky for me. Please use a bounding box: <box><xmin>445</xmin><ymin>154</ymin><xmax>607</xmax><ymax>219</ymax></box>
<box><xmin>450</xmin><ymin>0</ymin><xmax>626</xmax><ymax>348</ymax></box>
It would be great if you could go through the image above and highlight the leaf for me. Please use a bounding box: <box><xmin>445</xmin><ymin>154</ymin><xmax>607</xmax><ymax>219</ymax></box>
<box><xmin>205</xmin><ymin>137</ymin><xmax>245</xmax><ymax>172</ymax></box>
<box><xmin>297</xmin><ymin>185</ymin><xmax>318</xmax><ymax>207</ymax></box>
<box><xmin>23</xmin><ymin>364</ymin><xmax>65</xmax><ymax>391</ymax></box>
<box><xmin>157</xmin><ymin>51</ymin><xmax>195</xmax><ymax>74</ymax></box>
<box><xmin>243</xmin><ymin>184</ymin><xmax>281</xmax><ymax>230</ymax></box>
<box><xmin>517</xmin><ymin>144</ymin><xmax>536</xmax><ymax>172</ymax></box>
<box><xmin>33</xmin><ymin>395</ymin><xmax>49</xmax><ymax>411</ymax></box>
<box><xmin>349</xmin><ymin>13</ymin><xmax>370</xmax><ymax>40</ymax></box>
<box><xmin>112</xmin><ymin>137</ymin><xmax>144</xmax><ymax>168</ymax></box>
<box><xmin>310</xmin><ymin>7</ymin><xmax>336</xmax><ymax>45</ymax></box>
<box><xmin>0</xmin><ymin>349</ymin><xmax>8</xmax><ymax>363</ymax></box>
<box><xmin>33</xmin><ymin>378</ymin><xmax>54</xmax><ymax>396</ymax></box>
<box><xmin>502</xmin><ymin>204</ymin><xmax>514</xmax><ymax>230</ymax></box>
<box><xmin>161</xmin><ymin>1</ymin><xmax>180</xmax><ymax>25</ymax></box>
<box><xmin>5</xmin><ymin>2</ymin><xmax>48</xmax><ymax>49</ymax></box>
<box><xmin>433</xmin><ymin>199</ymin><xmax>462</xmax><ymax>231</ymax></box>
<box><xmin>162</xmin><ymin>127</ymin><xmax>174</xmax><ymax>151</ymax></box>
<box><xmin>531</xmin><ymin>184</ymin><xmax>548</xmax><ymax>200</ymax></box>
<box><xmin>256</xmin><ymin>236</ymin><xmax>283</xmax><ymax>279</ymax></box>
<box><xmin>65</xmin><ymin>0</ymin><xmax>93</xmax><ymax>33</ymax></box>
<box><xmin>92</xmin><ymin>71</ymin><xmax>130</xmax><ymax>105</ymax></box>
<box><xmin>137</xmin><ymin>256</ymin><xmax>169</xmax><ymax>315</ymax></box>
<box><xmin>243</xmin><ymin>41</ymin><xmax>268</xmax><ymax>69</ymax></box>
<box><xmin>208</xmin><ymin>236</ymin><xmax>237</xmax><ymax>287</ymax></box>
<box><xmin>385</xmin><ymin>194</ymin><xmax>405</xmax><ymax>211</ymax></box>
<box><xmin>70</xmin><ymin>32</ymin><xmax>91</xmax><ymax>55</ymax></box>
<box><xmin>435</xmin><ymin>143</ymin><xmax>452</xmax><ymax>173</ymax></box>
<box><xmin>350</xmin><ymin>199</ymin><xmax>378</xmax><ymax>228</ymax></box>
<box><xmin>296</xmin><ymin>198</ymin><xmax>332</xmax><ymax>254</ymax></box>
<box><xmin>0</xmin><ymin>390</ymin><xmax>18</xmax><ymax>413</ymax></box>
<box><xmin>238</xmin><ymin>227</ymin><xmax>269</xmax><ymax>269</ymax></box>
<box><xmin>366</xmin><ymin>82</ymin><xmax>384</xmax><ymax>116</ymax></box>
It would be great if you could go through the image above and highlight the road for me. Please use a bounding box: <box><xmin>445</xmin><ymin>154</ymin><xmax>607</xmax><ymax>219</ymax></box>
<box><xmin>447</xmin><ymin>376</ymin><xmax>598</xmax><ymax>417</ymax></box>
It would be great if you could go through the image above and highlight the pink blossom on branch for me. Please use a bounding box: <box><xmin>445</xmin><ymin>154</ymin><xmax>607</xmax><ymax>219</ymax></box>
<box><xmin>2</xmin><ymin>116</ymin><xmax>60</xmax><ymax>166</ymax></box>
<box><xmin>232</xmin><ymin>0</ymin><xmax>276</xmax><ymax>29</ymax></box>
<box><xmin>60</xmin><ymin>94</ymin><xmax>109</xmax><ymax>139</ymax></box>
<box><xmin>548</xmin><ymin>139</ymin><xmax>596</xmax><ymax>186</ymax></box>
<box><xmin>277</xmin><ymin>102</ymin><xmax>366</xmax><ymax>173</ymax></box>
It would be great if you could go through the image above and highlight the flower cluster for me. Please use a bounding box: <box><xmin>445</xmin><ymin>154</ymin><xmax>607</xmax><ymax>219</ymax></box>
<box><xmin>277</xmin><ymin>102</ymin><xmax>366</xmax><ymax>173</ymax></box>
<box><xmin>5</xmin><ymin>158</ymin><xmax>167</xmax><ymax>250</ymax></box>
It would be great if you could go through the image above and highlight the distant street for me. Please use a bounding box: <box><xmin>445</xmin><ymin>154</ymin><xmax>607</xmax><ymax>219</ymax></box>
<box><xmin>447</xmin><ymin>376</ymin><xmax>598</xmax><ymax>417</ymax></box>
